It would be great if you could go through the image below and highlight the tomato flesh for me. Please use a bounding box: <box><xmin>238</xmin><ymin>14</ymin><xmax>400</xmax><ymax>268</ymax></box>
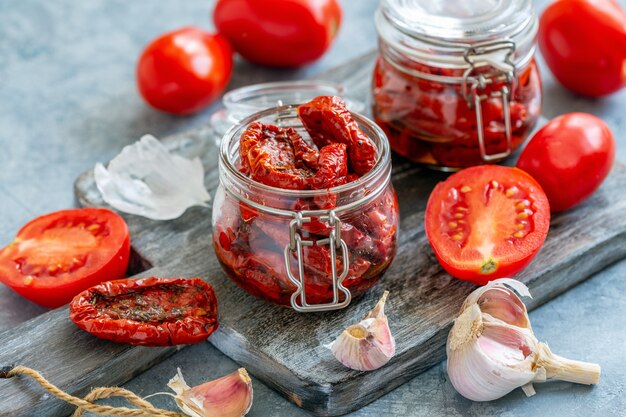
<box><xmin>425</xmin><ymin>165</ymin><xmax>550</xmax><ymax>284</ymax></box>
<box><xmin>0</xmin><ymin>208</ymin><xmax>130</xmax><ymax>308</ymax></box>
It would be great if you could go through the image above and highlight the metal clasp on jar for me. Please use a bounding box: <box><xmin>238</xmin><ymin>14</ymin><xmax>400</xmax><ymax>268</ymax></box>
<box><xmin>283</xmin><ymin>210</ymin><xmax>351</xmax><ymax>312</ymax></box>
<box><xmin>462</xmin><ymin>40</ymin><xmax>517</xmax><ymax>162</ymax></box>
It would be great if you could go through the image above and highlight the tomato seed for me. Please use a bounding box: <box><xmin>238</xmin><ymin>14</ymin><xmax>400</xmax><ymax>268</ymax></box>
<box><xmin>505</xmin><ymin>187</ymin><xmax>518</xmax><ymax>197</ymax></box>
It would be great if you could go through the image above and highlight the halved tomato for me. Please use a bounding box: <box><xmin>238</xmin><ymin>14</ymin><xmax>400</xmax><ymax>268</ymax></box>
<box><xmin>425</xmin><ymin>165</ymin><xmax>550</xmax><ymax>285</ymax></box>
<box><xmin>0</xmin><ymin>208</ymin><xmax>130</xmax><ymax>308</ymax></box>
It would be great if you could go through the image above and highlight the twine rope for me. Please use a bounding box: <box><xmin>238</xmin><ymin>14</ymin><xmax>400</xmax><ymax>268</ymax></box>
<box><xmin>2</xmin><ymin>365</ymin><xmax>185</xmax><ymax>417</ymax></box>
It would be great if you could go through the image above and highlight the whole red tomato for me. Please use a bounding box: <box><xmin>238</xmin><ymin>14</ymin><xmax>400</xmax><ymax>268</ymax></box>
<box><xmin>516</xmin><ymin>113</ymin><xmax>615</xmax><ymax>212</ymax></box>
<box><xmin>137</xmin><ymin>27</ymin><xmax>233</xmax><ymax>115</ymax></box>
<box><xmin>539</xmin><ymin>0</ymin><xmax>626</xmax><ymax>97</ymax></box>
<box><xmin>213</xmin><ymin>0</ymin><xmax>342</xmax><ymax>67</ymax></box>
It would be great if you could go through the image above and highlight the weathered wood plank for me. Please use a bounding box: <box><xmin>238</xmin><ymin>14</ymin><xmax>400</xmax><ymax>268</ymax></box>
<box><xmin>1</xmin><ymin>50</ymin><xmax>626</xmax><ymax>417</ymax></box>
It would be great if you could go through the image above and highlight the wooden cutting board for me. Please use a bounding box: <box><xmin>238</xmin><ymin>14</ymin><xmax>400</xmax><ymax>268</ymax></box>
<box><xmin>2</xmin><ymin>51</ymin><xmax>626</xmax><ymax>417</ymax></box>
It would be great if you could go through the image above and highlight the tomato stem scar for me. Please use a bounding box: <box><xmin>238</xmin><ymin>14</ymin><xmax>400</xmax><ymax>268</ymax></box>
<box><xmin>480</xmin><ymin>259</ymin><xmax>498</xmax><ymax>274</ymax></box>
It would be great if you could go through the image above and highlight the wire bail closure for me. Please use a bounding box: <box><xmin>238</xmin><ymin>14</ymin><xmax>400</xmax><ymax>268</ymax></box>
<box><xmin>284</xmin><ymin>210</ymin><xmax>351</xmax><ymax>312</ymax></box>
<box><xmin>462</xmin><ymin>40</ymin><xmax>517</xmax><ymax>162</ymax></box>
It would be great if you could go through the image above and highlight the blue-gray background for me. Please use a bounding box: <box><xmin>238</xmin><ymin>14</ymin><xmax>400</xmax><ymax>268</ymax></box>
<box><xmin>1</xmin><ymin>1</ymin><xmax>624</xmax><ymax>416</ymax></box>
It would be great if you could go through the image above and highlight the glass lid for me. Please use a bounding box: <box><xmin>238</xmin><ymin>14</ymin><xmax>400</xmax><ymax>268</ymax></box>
<box><xmin>210</xmin><ymin>80</ymin><xmax>364</xmax><ymax>143</ymax></box>
<box><xmin>376</xmin><ymin>0</ymin><xmax>538</xmax><ymax>68</ymax></box>
<box><xmin>380</xmin><ymin>0</ymin><xmax>534</xmax><ymax>42</ymax></box>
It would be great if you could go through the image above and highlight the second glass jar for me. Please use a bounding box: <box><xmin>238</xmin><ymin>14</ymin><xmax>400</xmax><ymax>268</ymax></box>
<box><xmin>372</xmin><ymin>0</ymin><xmax>543</xmax><ymax>170</ymax></box>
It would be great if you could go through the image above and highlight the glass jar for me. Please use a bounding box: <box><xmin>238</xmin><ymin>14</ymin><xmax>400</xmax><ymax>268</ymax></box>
<box><xmin>212</xmin><ymin>105</ymin><xmax>398</xmax><ymax>312</ymax></box>
<box><xmin>373</xmin><ymin>0</ymin><xmax>542</xmax><ymax>170</ymax></box>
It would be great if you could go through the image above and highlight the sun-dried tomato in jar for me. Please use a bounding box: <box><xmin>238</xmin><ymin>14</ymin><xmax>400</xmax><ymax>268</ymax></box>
<box><xmin>212</xmin><ymin>97</ymin><xmax>398</xmax><ymax>312</ymax></box>
<box><xmin>373</xmin><ymin>0</ymin><xmax>542</xmax><ymax>169</ymax></box>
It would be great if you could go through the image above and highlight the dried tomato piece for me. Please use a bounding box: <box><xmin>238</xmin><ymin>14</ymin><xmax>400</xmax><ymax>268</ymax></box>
<box><xmin>309</xmin><ymin>143</ymin><xmax>349</xmax><ymax>208</ymax></box>
<box><xmin>346</xmin><ymin>173</ymin><xmax>360</xmax><ymax>183</ymax></box>
<box><xmin>310</xmin><ymin>143</ymin><xmax>348</xmax><ymax>189</ymax></box>
<box><xmin>240</xmin><ymin>122</ymin><xmax>314</xmax><ymax>189</ymax></box>
<box><xmin>288</xmin><ymin>127</ymin><xmax>319</xmax><ymax>170</ymax></box>
<box><xmin>237</xmin><ymin>250</ymin><xmax>295</xmax><ymax>302</ymax></box>
<box><xmin>298</xmin><ymin>96</ymin><xmax>377</xmax><ymax>176</ymax></box>
<box><xmin>69</xmin><ymin>277</ymin><xmax>218</xmax><ymax>346</ymax></box>
<box><xmin>250</xmin><ymin>216</ymin><xmax>289</xmax><ymax>250</ymax></box>
<box><xmin>350</xmin><ymin>188</ymin><xmax>399</xmax><ymax>238</ymax></box>
<box><xmin>302</xmin><ymin>244</ymin><xmax>372</xmax><ymax>282</ymax></box>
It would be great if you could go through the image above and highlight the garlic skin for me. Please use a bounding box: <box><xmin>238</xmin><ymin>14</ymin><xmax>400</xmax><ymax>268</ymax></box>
<box><xmin>327</xmin><ymin>291</ymin><xmax>395</xmax><ymax>371</ymax></box>
<box><xmin>447</xmin><ymin>279</ymin><xmax>601</xmax><ymax>402</ymax></box>
<box><xmin>95</xmin><ymin>135</ymin><xmax>210</xmax><ymax>220</ymax></box>
<box><xmin>168</xmin><ymin>368</ymin><xmax>253</xmax><ymax>417</ymax></box>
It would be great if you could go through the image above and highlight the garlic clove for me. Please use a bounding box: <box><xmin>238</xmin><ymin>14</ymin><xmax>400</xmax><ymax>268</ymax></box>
<box><xmin>447</xmin><ymin>278</ymin><xmax>601</xmax><ymax>402</ymax></box>
<box><xmin>168</xmin><ymin>368</ymin><xmax>253</xmax><ymax>417</ymax></box>
<box><xmin>475</xmin><ymin>287</ymin><xmax>531</xmax><ymax>329</ymax></box>
<box><xmin>447</xmin><ymin>303</ymin><xmax>538</xmax><ymax>401</ymax></box>
<box><xmin>463</xmin><ymin>278</ymin><xmax>532</xmax><ymax>329</ymax></box>
<box><xmin>327</xmin><ymin>291</ymin><xmax>395</xmax><ymax>371</ymax></box>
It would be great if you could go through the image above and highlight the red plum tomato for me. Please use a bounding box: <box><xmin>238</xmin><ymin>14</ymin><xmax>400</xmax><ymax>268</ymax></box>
<box><xmin>213</xmin><ymin>0</ymin><xmax>342</xmax><ymax>67</ymax></box>
<box><xmin>137</xmin><ymin>27</ymin><xmax>233</xmax><ymax>115</ymax></box>
<box><xmin>539</xmin><ymin>0</ymin><xmax>626</xmax><ymax>97</ymax></box>
<box><xmin>516</xmin><ymin>113</ymin><xmax>615</xmax><ymax>212</ymax></box>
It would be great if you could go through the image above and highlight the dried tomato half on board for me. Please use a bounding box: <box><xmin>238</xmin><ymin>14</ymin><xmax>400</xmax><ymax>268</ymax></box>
<box><xmin>298</xmin><ymin>96</ymin><xmax>377</xmax><ymax>176</ymax></box>
<box><xmin>239</xmin><ymin>121</ymin><xmax>315</xmax><ymax>189</ymax></box>
<box><xmin>69</xmin><ymin>277</ymin><xmax>218</xmax><ymax>346</ymax></box>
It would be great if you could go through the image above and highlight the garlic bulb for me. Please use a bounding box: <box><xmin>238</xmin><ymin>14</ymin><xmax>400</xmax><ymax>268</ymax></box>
<box><xmin>327</xmin><ymin>291</ymin><xmax>395</xmax><ymax>371</ymax></box>
<box><xmin>168</xmin><ymin>368</ymin><xmax>253</xmax><ymax>417</ymax></box>
<box><xmin>447</xmin><ymin>278</ymin><xmax>601</xmax><ymax>401</ymax></box>
<box><xmin>94</xmin><ymin>135</ymin><xmax>210</xmax><ymax>220</ymax></box>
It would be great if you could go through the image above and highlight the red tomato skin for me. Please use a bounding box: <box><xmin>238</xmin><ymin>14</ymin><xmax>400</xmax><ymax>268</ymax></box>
<box><xmin>137</xmin><ymin>27</ymin><xmax>233</xmax><ymax>115</ymax></box>
<box><xmin>434</xmin><ymin>244</ymin><xmax>541</xmax><ymax>285</ymax></box>
<box><xmin>70</xmin><ymin>277</ymin><xmax>219</xmax><ymax>346</ymax></box>
<box><xmin>213</xmin><ymin>0</ymin><xmax>342</xmax><ymax>68</ymax></box>
<box><xmin>0</xmin><ymin>208</ymin><xmax>131</xmax><ymax>308</ymax></box>
<box><xmin>538</xmin><ymin>0</ymin><xmax>626</xmax><ymax>97</ymax></box>
<box><xmin>425</xmin><ymin>166</ymin><xmax>551</xmax><ymax>285</ymax></box>
<box><xmin>517</xmin><ymin>113</ymin><xmax>615</xmax><ymax>212</ymax></box>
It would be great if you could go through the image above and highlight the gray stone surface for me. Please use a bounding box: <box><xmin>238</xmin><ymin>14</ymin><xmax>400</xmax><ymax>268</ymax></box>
<box><xmin>0</xmin><ymin>0</ymin><xmax>624</xmax><ymax>416</ymax></box>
